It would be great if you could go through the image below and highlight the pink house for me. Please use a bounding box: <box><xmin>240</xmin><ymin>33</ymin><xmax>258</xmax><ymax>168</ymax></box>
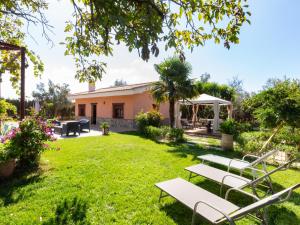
<box><xmin>69</xmin><ymin>82</ymin><xmax>169</xmax><ymax>130</ymax></box>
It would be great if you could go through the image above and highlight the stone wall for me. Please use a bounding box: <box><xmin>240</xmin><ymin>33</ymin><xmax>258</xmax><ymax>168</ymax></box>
<box><xmin>76</xmin><ymin>116</ymin><xmax>170</xmax><ymax>131</ymax></box>
<box><xmin>97</xmin><ymin>118</ymin><xmax>136</xmax><ymax>131</ymax></box>
<box><xmin>76</xmin><ymin>116</ymin><xmax>136</xmax><ymax>131</ymax></box>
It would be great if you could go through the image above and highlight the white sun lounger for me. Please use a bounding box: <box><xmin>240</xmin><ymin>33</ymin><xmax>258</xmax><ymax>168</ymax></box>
<box><xmin>156</xmin><ymin>178</ymin><xmax>299</xmax><ymax>225</ymax></box>
<box><xmin>198</xmin><ymin>149</ymin><xmax>279</xmax><ymax>175</ymax></box>
<box><xmin>185</xmin><ymin>160</ymin><xmax>295</xmax><ymax>196</ymax></box>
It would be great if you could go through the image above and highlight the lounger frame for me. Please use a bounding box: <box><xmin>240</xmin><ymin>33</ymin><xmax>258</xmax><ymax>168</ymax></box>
<box><xmin>186</xmin><ymin>159</ymin><xmax>296</xmax><ymax>197</ymax></box>
<box><xmin>156</xmin><ymin>179</ymin><xmax>299</xmax><ymax>225</ymax></box>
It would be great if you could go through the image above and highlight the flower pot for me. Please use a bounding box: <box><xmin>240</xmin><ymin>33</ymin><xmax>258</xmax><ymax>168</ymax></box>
<box><xmin>0</xmin><ymin>159</ymin><xmax>16</xmax><ymax>178</ymax></box>
<box><xmin>221</xmin><ymin>133</ymin><xmax>233</xmax><ymax>150</ymax></box>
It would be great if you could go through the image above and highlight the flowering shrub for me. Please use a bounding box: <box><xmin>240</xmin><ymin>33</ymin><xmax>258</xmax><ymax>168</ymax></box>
<box><xmin>1</xmin><ymin>116</ymin><xmax>56</xmax><ymax>169</ymax></box>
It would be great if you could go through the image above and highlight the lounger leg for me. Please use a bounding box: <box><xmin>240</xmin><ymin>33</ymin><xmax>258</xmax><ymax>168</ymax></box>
<box><xmin>220</xmin><ymin>184</ymin><xmax>224</xmax><ymax>197</ymax></box>
<box><xmin>262</xmin><ymin>208</ymin><xmax>269</xmax><ymax>225</ymax></box>
<box><xmin>191</xmin><ymin>203</ymin><xmax>198</xmax><ymax>225</ymax></box>
<box><xmin>159</xmin><ymin>190</ymin><xmax>163</xmax><ymax>202</ymax></box>
<box><xmin>266</xmin><ymin>176</ymin><xmax>274</xmax><ymax>194</ymax></box>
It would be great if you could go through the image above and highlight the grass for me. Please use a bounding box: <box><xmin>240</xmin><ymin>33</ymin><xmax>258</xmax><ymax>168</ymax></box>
<box><xmin>185</xmin><ymin>135</ymin><xmax>221</xmax><ymax>147</ymax></box>
<box><xmin>0</xmin><ymin>132</ymin><xmax>299</xmax><ymax>225</ymax></box>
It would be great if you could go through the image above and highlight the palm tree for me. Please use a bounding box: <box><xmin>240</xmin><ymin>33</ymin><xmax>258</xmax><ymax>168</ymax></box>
<box><xmin>151</xmin><ymin>57</ymin><xmax>195</xmax><ymax>128</ymax></box>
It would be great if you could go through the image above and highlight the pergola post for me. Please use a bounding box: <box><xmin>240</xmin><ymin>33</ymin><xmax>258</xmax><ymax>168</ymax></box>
<box><xmin>213</xmin><ymin>102</ymin><xmax>220</xmax><ymax>133</ymax></box>
<box><xmin>20</xmin><ymin>47</ymin><xmax>25</xmax><ymax>120</ymax></box>
<box><xmin>0</xmin><ymin>42</ymin><xmax>26</xmax><ymax>120</ymax></box>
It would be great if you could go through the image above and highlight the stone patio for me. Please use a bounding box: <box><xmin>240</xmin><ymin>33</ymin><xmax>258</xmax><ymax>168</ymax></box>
<box><xmin>53</xmin><ymin>129</ymin><xmax>102</xmax><ymax>139</ymax></box>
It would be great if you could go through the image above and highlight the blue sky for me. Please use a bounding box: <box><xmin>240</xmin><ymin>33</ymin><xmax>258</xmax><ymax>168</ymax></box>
<box><xmin>1</xmin><ymin>0</ymin><xmax>300</xmax><ymax>99</ymax></box>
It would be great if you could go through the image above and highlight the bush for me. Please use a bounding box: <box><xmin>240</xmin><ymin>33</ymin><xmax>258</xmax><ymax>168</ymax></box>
<box><xmin>135</xmin><ymin>110</ymin><xmax>163</xmax><ymax>133</ymax></box>
<box><xmin>144</xmin><ymin>126</ymin><xmax>162</xmax><ymax>140</ymax></box>
<box><xmin>2</xmin><ymin>116</ymin><xmax>55</xmax><ymax>169</ymax></box>
<box><xmin>160</xmin><ymin>126</ymin><xmax>171</xmax><ymax>137</ymax></box>
<box><xmin>219</xmin><ymin>119</ymin><xmax>239</xmax><ymax>137</ymax></box>
<box><xmin>146</xmin><ymin>110</ymin><xmax>162</xmax><ymax>127</ymax></box>
<box><xmin>236</xmin><ymin>127</ymin><xmax>299</xmax><ymax>156</ymax></box>
<box><xmin>167</xmin><ymin>128</ymin><xmax>185</xmax><ymax>142</ymax></box>
<box><xmin>144</xmin><ymin>125</ymin><xmax>185</xmax><ymax>143</ymax></box>
<box><xmin>135</xmin><ymin>112</ymin><xmax>148</xmax><ymax>132</ymax></box>
<box><xmin>0</xmin><ymin>143</ymin><xmax>7</xmax><ymax>163</ymax></box>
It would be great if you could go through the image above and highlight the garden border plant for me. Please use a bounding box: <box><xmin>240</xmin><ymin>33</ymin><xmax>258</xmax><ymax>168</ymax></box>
<box><xmin>0</xmin><ymin>116</ymin><xmax>56</xmax><ymax>175</ymax></box>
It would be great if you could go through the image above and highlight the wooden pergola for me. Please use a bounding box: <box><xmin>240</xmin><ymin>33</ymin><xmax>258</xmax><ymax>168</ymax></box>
<box><xmin>0</xmin><ymin>41</ymin><xmax>26</xmax><ymax>120</ymax></box>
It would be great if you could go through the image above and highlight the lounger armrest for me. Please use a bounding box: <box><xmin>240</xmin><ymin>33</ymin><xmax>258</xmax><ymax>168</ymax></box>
<box><xmin>193</xmin><ymin>201</ymin><xmax>235</xmax><ymax>225</ymax></box>
<box><xmin>225</xmin><ymin>187</ymin><xmax>260</xmax><ymax>202</ymax></box>
<box><xmin>277</xmin><ymin>187</ymin><xmax>296</xmax><ymax>203</ymax></box>
<box><xmin>242</xmin><ymin>154</ymin><xmax>259</xmax><ymax>161</ymax></box>
<box><xmin>243</xmin><ymin>166</ymin><xmax>267</xmax><ymax>175</ymax></box>
<box><xmin>221</xmin><ymin>175</ymin><xmax>250</xmax><ymax>187</ymax></box>
<box><xmin>228</xmin><ymin>158</ymin><xmax>249</xmax><ymax>170</ymax></box>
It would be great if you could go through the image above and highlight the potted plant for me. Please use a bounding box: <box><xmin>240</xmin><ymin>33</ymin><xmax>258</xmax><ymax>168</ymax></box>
<box><xmin>0</xmin><ymin>142</ymin><xmax>16</xmax><ymax>178</ymax></box>
<box><xmin>219</xmin><ymin>119</ymin><xmax>238</xmax><ymax>150</ymax></box>
<box><xmin>100</xmin><ymin>122</ymin><xmax>110</xmax><ymax>135</ymax></box>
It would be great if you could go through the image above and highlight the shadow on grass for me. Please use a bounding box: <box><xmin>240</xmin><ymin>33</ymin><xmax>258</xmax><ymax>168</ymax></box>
<box><xmin>267</xmin><ymin>205</ymin><xmax>300</xmax><ymax>225</ymax></box>
<box><xmin>42</xmin><ymin>197</ymin><xmax>90</xmax><ymax>225</ymax></box>
<box><xmin>160</xmin><ymin>178</ymin><xmax>300</xmax><ymax>225</ymax></box>
<box><xmin>0</xmin><ymin>168</ymin><xmax>44</xmax><ymax>206</ymax></box>
<box><xmin>166</xmin><ymin>141</ymin><xmax>243</xmax><ymax>161</ymax></box>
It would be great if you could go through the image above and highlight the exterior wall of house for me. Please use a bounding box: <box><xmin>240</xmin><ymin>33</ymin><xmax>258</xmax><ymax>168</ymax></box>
<box><xmin>74</xmin><ymin>91</ymin><xmax>169</xmax><ymax>130</ymax></box>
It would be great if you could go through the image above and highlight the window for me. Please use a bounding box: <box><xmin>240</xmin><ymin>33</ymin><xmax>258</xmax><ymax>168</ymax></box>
<box><xmin>113</xmin><ymin>103</ymin><xmax>124</xmax><ymax>119</ymax></box>
<box><xmin>78</xmin><ymin>104</ymin><xmax>86</xmax><ymax>116</ymax></box>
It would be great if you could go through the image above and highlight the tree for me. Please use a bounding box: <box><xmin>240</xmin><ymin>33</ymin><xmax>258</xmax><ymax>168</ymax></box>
<box><xmin>0</xmin><ymin>99</ymin><xmax>16</xmax><ymax>130</ymax></box>
<box><xmin>32</xmin><ymin>80</ymin><xmax>74</xmax><ymax>119</ymax></box>
<box><xmin>0</xmin><ymin>99</ymin><xmax>16</xmax><ymax>119</ymax></box>
<box><xmin>248</xmin><ymin>79</ymin><xmax>300</xmax><ymax>128</ymax></box>
<box><xmin>242</xmin><ymin>79</ymin><xmax>300</xmax><ymax>152</ymax></box>
<box><xmin>113</xmin><ymin>79</ymin><xmax>127</xmax><ymax>87</ymax></box>
<box><xmin>194</xmin><ymin>81</ymin><xmax>235</xmax><ymax>101</ymax></box>
<box><xmin>151</xmin><ymin>57</ymin><xmax>195</xmax><ymax>127</ymax></box>
<box><xmin>65</xmin><ymin>0</ymin><xmax>251</xmax><ymax>82</ymax></box>
<box><xmin>199</xmin><ymin>73</ymin><xmax>211</xmax><ymax>83</ymax></box>
<box><xmin>0</xmin><ymin>0</ymin><xmax>48</xmax><ymax>90</ymax></box>
<box><xmin>227</xmin><ymin>76</ymin><xmax>251</xmax><ymax>121</ymax></box>
<box><xmin>1</xmin><ymin>0</ymin><xmax>251</xmax><ymax>85</ymax></box>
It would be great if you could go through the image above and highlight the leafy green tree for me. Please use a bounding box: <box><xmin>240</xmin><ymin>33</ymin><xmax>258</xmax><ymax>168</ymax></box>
<box><xmin>32</xmin><ymin>80</ymin><xmax>74</xmax><ymax>119</ymax></box>
<box><xmin>0</xmin><ymin>99</ymin><xmax>16</xmax><ymax>120</ymax></box>
<box><xmin>0</xmin><ymin>0</ymin><xmax>47</xmax><ymax>90</ymax></box>
<box><xmin>248</xmin><ymin>79</ymin><xmax>300</xmax><ymax>128</ymax></box>
<box><xmin>195</xmin><ymin>81</ymin><xmax>235</xmax><ymax>101</ymax></box>
<box><xmin>64</xmin><ymin>0</ymin><xmax>251</xmax><ymax>82</ymax></box>
<box><xmin>113</xmin><ymin>79</ymin><xmax>127</xmax><ymax>87</ymax></box>
<box><xmin>0</xmin><ymin>99</ymin><xmax>16</xmax><ymax>131</ymax></box>
<box><xmin>151</xmin><ymin>57</ymin><xmax>195</xmax><ymax>127</ymax></box>
<box><xmin>242</xmin><ymin>79</ymin><xmax>300</xmax><ymax>152</ymax></box>
<box><xmin>1</xmin><ymin>0</ymin><xmax>251</xmax><ymax>85</ymax></box>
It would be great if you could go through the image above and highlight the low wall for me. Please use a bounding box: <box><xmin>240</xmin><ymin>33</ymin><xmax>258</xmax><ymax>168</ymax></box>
<box><xmin>76</xmin><ymin>116</ymin><xmax>136</xmax><ymax>131</ymax></box>
<box><xmin>76</xmin><ymin>117</ymin><xmax>170</xmax><ymax>131</ymax></box>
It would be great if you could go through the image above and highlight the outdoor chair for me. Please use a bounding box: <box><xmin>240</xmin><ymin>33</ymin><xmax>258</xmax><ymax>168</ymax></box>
<box><xmin>55</xmin><ymin>121</ymin><xmax>80</xmax><ymax>136</ymax></box>
<box><xmin>155</xmin><ymin>177</ymin><xmax>299</xmax><ymax>225</ymax></box>
<box><xmin>79</xmin><ymin>119</ymin><xmax>90</xmax><ymax>132</ymax></box>
<box><xmin>181</xmin><ymin>119</ymin><xmax>193</xmax><ymax>129</ymax></box>
<box><xmin>197</xmin><ymin>149</ymin><xmax>279</xmax><ymax>175</ymax></box>
<box><xmin>185</xmin><ymin>159</ymin><xmax>296</xmax><ymax>197</ymax></box>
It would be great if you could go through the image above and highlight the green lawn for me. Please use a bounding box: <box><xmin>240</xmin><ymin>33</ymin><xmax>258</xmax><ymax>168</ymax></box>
<box><xmin>0</xmin><ymin>133</ymin><xmax>299</xmax><ymax>225</ymax></box>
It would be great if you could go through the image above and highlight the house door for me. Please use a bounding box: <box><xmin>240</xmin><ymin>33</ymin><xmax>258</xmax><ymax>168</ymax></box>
<box><xmin>91</xmin><ymin>104</ymin><xmax>97</xmax><ymax>125</ymax></box>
